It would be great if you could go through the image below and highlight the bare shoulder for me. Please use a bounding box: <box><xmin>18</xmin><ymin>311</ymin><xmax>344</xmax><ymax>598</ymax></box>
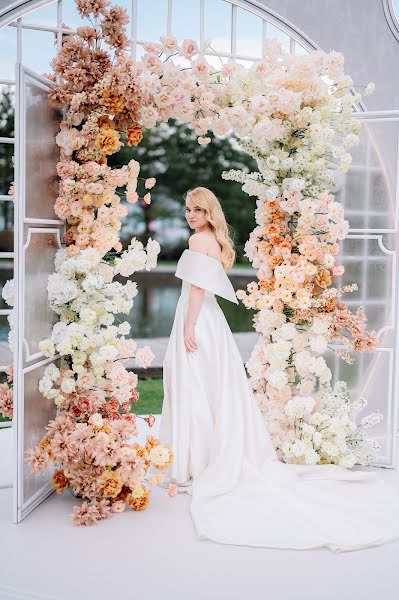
<box><xmin>189</xmin><ymin>232</ymin><xmax>221</xmax><ymax>260</ymax></box>
<box><xmin>188</xmin><ymin>232</ymin><xmax>210</xmax><ymax>255</ymax></box>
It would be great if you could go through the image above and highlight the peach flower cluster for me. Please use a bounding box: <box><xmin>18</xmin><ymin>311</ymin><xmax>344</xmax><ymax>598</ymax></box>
<box><xmin>25</xmin><ymin>411</ymin><xmax>173</xmax><ymax>525</ymax></box>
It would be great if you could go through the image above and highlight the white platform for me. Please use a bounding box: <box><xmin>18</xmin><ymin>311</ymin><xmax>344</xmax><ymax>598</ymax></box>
<box><xmin>1</xmin><ymin>419</ymin><xmax>399</xmax><ymax>600</ymax></box>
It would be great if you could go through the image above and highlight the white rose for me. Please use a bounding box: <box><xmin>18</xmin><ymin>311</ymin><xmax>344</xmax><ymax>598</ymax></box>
<box><xmin>89</xmin><ymin>413</ymin><xmax>103</xmax><ymax>427</ymax></box>
<box><xmin>44</xmin><ymin>363</ymin><xmax>60</xmax><ymax>381</ymax></box>
<box><xmin>292</xmin><ymin>333</ymin><xmax>309</xmax><ymax>352</ymax></box>
<box><xmin>278</xmin><ymin>322</ymin><xmax>297</xmax><ymax>340</ymax></box>
<box><xmin>294</xmin><ymin>350</ymin><xmax>312</xmax><ymax>374</ymax></box>
<box><xmin>311</xmin><ymin>317</ymin><xmax>330</xmax><ymax>335</ymax></box>
<box><xmin>309</xmin><ymin>335</ymin><xmax>328</xmax><ymax>354</ymax></box>
<box><xmin>39</xmin><ymin>339</ymin><xmax>55</xmax><ymax>357</ymax></box>
<box><xmin>267</xmin><ymin>369</ymin><xmax>288</xmax><ymax>391</ymax></box>
<box><xmin>309</xmin><ymin>356</ymin><xmax>327</xmax><ymax>376</ymax></box>
<box><xmin>297</xmin><ymin>377</ymin><xmax>316</xmax><ymax>395</ymax></box>
<box><xmin>313</xmin><ymin>431</ymin><xmax>323</xmax><ymax>447</ymax></box>
<box><xmin>55</xmin><ymin>394</ymin><xmax>66</xmax><ymax>407</ymax></box>
<box><xmin>149</xmin><ymin>445</ymin><xmax>170</xmax><ymax>467</ymax></box>
<box><xmin>118</xmin><ymin>321</ymin><xmax>131</xmax><ymax>335</ymax></box>
<box><xmin>97</xmin><ymin>344</ymin><xmax>119</xmax><ymax>362</ymax></box>
<box><xmin>2</xmin><ymin>278</ymin><xmax>14</xmax><ymax>307</ymax></box>
<box><xmin>61</xmin><ymin>378</ymin><xmax>75</xmax><ymax>394</ymax></box>
<box><xmin>272</xmin><ymin>339</ymin><xmax>292</xmax><ymax>361</ymax></box>
<box><xmin>39</xmin><ymin>377</ymin><xmax>53</xmax><ymax>394</ymax></box>
<box><xmin>80</xmin><ymin>308</ymin><xmax>97</xmax><ymax>323</ymax></box>
<box><xmin>319</xmin><ymin>367</ymin><xmax>332</xmax><ymax>383</ymax></box>
<box><xmin>304</xmin><ymin>448</ymin><xmax>319</xmax><ymax>465</ymax></box>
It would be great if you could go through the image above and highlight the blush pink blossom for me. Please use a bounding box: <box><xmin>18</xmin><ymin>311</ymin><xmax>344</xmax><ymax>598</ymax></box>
<box><xmin>145</xmin><ymin>178</ymin><xmax>156</xmax><ymax>189</ymax></box>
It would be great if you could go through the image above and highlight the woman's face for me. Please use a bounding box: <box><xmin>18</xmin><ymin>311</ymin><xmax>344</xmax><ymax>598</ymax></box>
<box><xmin>185</xmin><ymin>196</ymin><xmax>208</xmax><ymax>230</ymax></box>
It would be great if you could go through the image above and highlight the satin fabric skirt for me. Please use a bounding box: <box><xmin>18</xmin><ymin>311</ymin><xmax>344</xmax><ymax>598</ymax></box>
<box><xmin>158</xmin><ymin>288</ymin><xmax>399</xmax><ymax>552</ymax></box>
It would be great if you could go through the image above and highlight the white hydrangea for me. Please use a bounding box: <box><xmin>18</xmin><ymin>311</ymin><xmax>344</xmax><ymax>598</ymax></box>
<box><xmin>2</xmin><ymin>278</ymin><xmax>14</xmax><ymax>307</ymax></box>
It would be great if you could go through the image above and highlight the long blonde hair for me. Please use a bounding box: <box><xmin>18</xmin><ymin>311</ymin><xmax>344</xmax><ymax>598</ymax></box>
<box><xmin>185</xmin><ymin>187</ymin><xmax>236</xmax><ymax>271</ymax></box>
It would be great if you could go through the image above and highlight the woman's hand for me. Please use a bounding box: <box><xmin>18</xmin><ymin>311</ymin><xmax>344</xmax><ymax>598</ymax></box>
<box><xmin>184</xmin><ymin>323</ymin><xmax>198</xmax><ymax>353</ymax></box>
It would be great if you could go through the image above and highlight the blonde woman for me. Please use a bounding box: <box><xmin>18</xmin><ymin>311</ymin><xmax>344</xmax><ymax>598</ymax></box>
<box><xmin>158</xmin><ymin>186</ymin><xmax>399</xmax><ymax>551</ymax></box>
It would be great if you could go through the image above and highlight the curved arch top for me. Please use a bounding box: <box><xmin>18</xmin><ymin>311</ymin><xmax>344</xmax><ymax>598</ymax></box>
<box><xmin>382</xmin><ymin>0</ymin><xmax>399</xmax><ymax>43</ymax></box>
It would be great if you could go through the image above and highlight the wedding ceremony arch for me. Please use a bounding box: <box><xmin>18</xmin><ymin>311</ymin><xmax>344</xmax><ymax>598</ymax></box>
<box><xmin>0</xmin><ymin>0</ymin><xmax>398</xmax><ymax>531</ymax></box>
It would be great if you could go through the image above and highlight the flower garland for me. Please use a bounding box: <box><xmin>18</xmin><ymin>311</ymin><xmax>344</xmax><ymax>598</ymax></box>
<box><xmin>24</xmin><ymin>0</ymin><xmax>382</xmax><ymax>525</ymax></box>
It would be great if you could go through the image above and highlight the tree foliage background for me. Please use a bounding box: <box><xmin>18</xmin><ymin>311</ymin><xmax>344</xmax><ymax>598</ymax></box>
<box><xmin>109</xmin><ymin>120</ymin><xmax>257</xmax><ymax>262</ymax></box>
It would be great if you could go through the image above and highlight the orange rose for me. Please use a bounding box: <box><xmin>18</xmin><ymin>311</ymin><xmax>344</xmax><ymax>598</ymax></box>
<box><xmin>99</xmin><ymin>470</ymin><xmax>123</xmax><ymax>498</ymax></box>
<box><xmin>95</xmin><ymin>128</ymin><xmax>122</xmax><ymax>155</ymax></box>
<box><xmin>315</xmin><ymin>269</ymin><xmax>332</xmax><ymax>289</ymax></box>
<box><xmin>131</xmin><ymin>442</ymin><xmax>149</xmax><ymax>460</ymax></box>
<box><xmin>127</xmin><ymin>486</ymin><xmax>151</xmax><ymax>511</ymax></box>
<box><xmin>39</xmin><ymin>434</ymin><xmax>52</xmax><ymax>453</ymax></box>
<box><xmin>258</xmin><ymin>240</ymin><xmax>271</xmax><ymax>255</ymax></box>
<box><xmin>51</xmin><ymin>469</ymin><xmax>69</xmax><ymax>494</ymax></box>
<box><xmin>324</xmin><ymin>297</ymin><xmax>337</xmax><ymax>312</ymax></box>
<box><xmin>97</xmin><ymin>115</ymin><xmax>116</xmax><ymax>130</ymax></box>
<box><xmin>266</xmin><ymin>201</ymin><xmax>278</xmax><ymax>213</ymax></box>
<box><xmin>259</xmin><ymin>278</ymin><xmax>275</xmax><ymax>291</ymax></box>
<box><xmin>266</xmin><ymin>222</ymin><xmax>280</xmax><ymax>237</ymax></box>
<box><xmin>271</xmin><ymin>235</ymin><xmax>284</xmax><ymax>245</ymax></box>
<box><xmin>101</xmin><ymin>89</ymin><xmax>124</xmax><ymax>114</ymax></box>
<box><xmin>279</xmin><ymin>238</ymin><xmax>292</xmax><ymax>250</ymax></box>
<box><xmin>126</xmin><ymin>124</ymin><xmax>143</xmax><ymax>146</ymax></box>
<box><xmin>145</xmin><ymin>436</ymin><xmax>160</xmax><ymax>453</ymax></box>
<box><xmin>268</xmin><ymin>255</ymin><xmax>282</xmax><ymax>268</ymax></box>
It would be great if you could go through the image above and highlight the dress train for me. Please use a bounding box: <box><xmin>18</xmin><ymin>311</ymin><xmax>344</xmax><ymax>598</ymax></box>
<box><xmin>158</xmin><ymin>249</ymin><xmax>399</xmax><ymax>552</ymax></box>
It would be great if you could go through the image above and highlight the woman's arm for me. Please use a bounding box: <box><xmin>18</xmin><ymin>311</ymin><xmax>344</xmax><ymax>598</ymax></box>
<box><xmin>183</xmin><ymin>233</ymin><xmax>207</xmax><ymax>352</ymax></box>
<box><xmin>184</xmin><ymin>284</ymin><xmax>205</xmax><ymax>352</ymax></box>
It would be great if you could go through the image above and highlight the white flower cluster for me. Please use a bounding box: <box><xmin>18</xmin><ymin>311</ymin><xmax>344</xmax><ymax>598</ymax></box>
<box><xmin>280</xmin><ymin>381</ymin><xmax>382</xmax><ymax>467</ymax></box>
<box><xmin>247</xmin><ymin>313</ymin><xmax>333</xmax><ymax>393</ymax></box>
<box><xmin>38</xmin><ymin>237</ymin><xmax>160</xmax><ymax>404</ymax></box>
<box><xmin>1</xmin><ymin>278</ymin><xmax>15</xmax><ymax>351</ymax></box>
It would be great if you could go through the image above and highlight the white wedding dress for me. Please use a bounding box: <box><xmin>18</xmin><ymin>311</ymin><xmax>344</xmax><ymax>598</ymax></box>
<box><xmin>158</xmin><ymin>249</ymin><xmax>399</xmax><ymax>552</ymax></box>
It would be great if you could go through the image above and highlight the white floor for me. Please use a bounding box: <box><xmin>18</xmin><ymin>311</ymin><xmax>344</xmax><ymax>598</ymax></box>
<box><xmin>1</xmin><ymin>420</ymin><xmax>399</xmax><ymax>600</ymax></box>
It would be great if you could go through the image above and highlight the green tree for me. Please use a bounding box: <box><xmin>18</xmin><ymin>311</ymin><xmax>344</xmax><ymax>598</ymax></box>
<box><xmin>109</xmin><ymin>120</ymin><xmax>257</xmax><ymax>262</ymax></box>
<box><xmin>0</xmin><ymin>86</ymin><xmax>14</xmax><ymax>235</ymax></box>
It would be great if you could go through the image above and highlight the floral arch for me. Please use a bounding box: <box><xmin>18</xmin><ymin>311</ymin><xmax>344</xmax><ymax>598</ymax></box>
<box><xmin>2</xmin><ymin>0</ymin><xmax>395</xmax><ymax>525</ymax></box>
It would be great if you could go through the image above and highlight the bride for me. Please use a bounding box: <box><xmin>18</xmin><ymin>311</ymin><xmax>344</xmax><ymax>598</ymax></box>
<box><xmin>158</xmin><ymin>186</ymin><xmax>399</xmax><ymax>552</ymax></box>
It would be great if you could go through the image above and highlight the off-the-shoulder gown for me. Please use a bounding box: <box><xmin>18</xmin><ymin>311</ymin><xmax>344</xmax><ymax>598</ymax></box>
<box><xmin>158</xmin><ymin>249</ymin><xmax>399</xmax><ymax>552</ymax></box>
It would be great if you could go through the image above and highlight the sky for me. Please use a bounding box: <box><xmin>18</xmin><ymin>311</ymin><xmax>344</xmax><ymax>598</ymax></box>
<box><xmin>0</xmin><ymin>0</ymin><xmax>294</xmax><ymax>81</ymax></box>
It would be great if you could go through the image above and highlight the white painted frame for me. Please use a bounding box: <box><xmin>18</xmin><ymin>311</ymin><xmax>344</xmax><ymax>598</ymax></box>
<box><xmin>13</xmin><ymin>63</ymin><xmax>63</xmax><ymax>522</ymax></box>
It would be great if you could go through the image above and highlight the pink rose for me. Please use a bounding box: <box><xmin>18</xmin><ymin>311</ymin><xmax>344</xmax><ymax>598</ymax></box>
<box><xmin>135</xmin><ymin>346</ymin><xmax>154</xmax><ymax>368</ymax></box>
<box><xmin>332</xmin><ymin>265</ymin><xmax>345</xmax><ymax>276</ymax></box>
<box><xmin>160</xmin><ymin>35</ymin><xmax>178</xmax><ymax>54</ymax></box>
<box><xmin>143</xmin><ymin>193</ymin><xmax>151</xmax><ymax>205</ymax></box>
<box><xmin>145</xmin><ymin>178</ymin><xmax>156</xmax><ymax>189</ymax></box>
<box><xmin>180</xmin><ymin>39</ymin><xmax>199</xmax><ymax>59</ymax></box>
<box><xmin>168</xmin><ymin>483</ymin><xmax>178</xmax><ymax>498</ymax></box>
<box><xmin>127</xmin><ymin>191</ymin><xmax>139</xmax><ymax>204</ymax></box>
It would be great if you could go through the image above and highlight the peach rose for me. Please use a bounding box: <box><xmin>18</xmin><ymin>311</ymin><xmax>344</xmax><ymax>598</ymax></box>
<box><xmin>100</xmin><ymin>90</ymin><xmax>124</xmax><ymax>114</ymax></box>
<box><xmin>135</xmin><ymin>346</ymin><xmax>154</xmax><ymax>368</ymax></box>
<box><xmin>51</xmin><ymin>469</ymin><xmax>69</xmax><ymax>494</ymax></box>
<box><xmin>95</xmin><ymin>129</ymin><xmax>122</xmax><ymax>155</ymax></box>
<box><xmin>168</xmin><ymin>483</ymin><xmax>178</xmax><ymax>498</ymax></box>
<box><xmin>99</xmin><ymin>470</ymin><xmax>123</xmax><ymax>498</ymax></box>
<box><xmin>126</xmin><ymin>124</ymin><xmax>143</xmax><ymax>147</ymax></box>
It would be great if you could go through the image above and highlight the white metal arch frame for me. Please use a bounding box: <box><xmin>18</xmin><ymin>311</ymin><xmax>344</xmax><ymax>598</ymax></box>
<box><xmin>382</xmin><ymin>0</ymin><xmax>399</xmax><ymax>43</ymax></box>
